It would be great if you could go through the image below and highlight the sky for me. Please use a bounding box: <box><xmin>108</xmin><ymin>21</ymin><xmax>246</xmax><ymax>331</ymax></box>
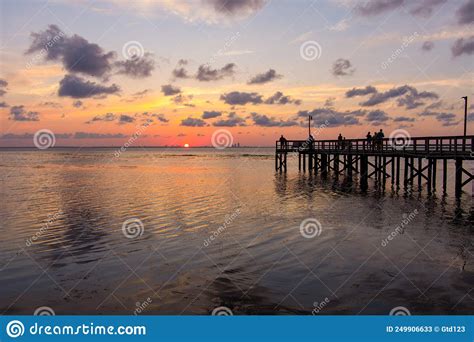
<box><xmin>0</xmin><ymin>0</ymin><xmax>473</xmax><ymax>147</ymax></box>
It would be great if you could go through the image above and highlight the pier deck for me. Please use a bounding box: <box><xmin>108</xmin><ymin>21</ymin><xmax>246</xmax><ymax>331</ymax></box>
<box><xmin>275</xmin><ymin>135</ymin><xmax>474</xmax><ymax>197</ymax></box>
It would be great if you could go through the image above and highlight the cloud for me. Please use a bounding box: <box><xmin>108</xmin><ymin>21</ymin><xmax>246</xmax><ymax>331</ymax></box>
<box><xmin>213</xmin><ymin>112</ymin><xmax>246</xmax><ymax>126</ymax></box>
<box><xmin>451</xmin><ymin>36</ymin><xmax>474</xmax><ymax>57</ymax></box>
<box><xmin>220</xmin><ymin>91</ymin><xmax>263</xmax><ymax>105</ymax></box>
<box><xmin>264</xmin><ymin>91</ymin><xmax>301</xmax><ymax>105</ymax></box>
<box><xmin>347</xmin><ymin>85</ymin><xmax>438</xmax><ymax>108</ymax></box>
<box><xmin>410</xmin><ymin>0</ymin><xmax>446</xmax><ymax>17</ymax></box>
<box><xmin>456</xmin><ymin>0</ymin><xmax>474</xmax><ymax>25</ymax></box>
<box><xmin>114</xmin><ymin>53</ymin><xmax>155</xmax><ymax>78</ymax></box>
<box><xmin>419</xmin><ymin>109</ymin><xmax>459</xmax><ymax>126</ymax></box>
<box><xmin>180</xmin><ymin>117</ymin><xmax>207</xmax><ymax>126</ymax></box>
<box><xmin>172</xmin><ymin>67</ymin><xmax>190</xmax><ymax>79</ymax></box>
<box><xmin>196</xmin><ymin>63</ymin><xmax>236</xmax><ymax>81</ymax></box>
<box><xmin>366</xmin><ymin>109</ymin><xmax>389</xmax><ymax>122</ymax></box>
<box><xmin>173</xmin><ymin>94</ymin><xmax>194</xmax><ymax>106</ymax></box>
<box><xmin>151</xmin><ymin>113</ymin><xmax>169</xmax><ymax>123</ymax></box>
<box><xmin>119</xmin><ymin>114</ymin><xmax>135</xmax><ymax>124</ymax></box>
<box><xmin>58</xmin><ymin>74</ymin><xmax>120</xmax><ymax>98</ymax></box>
<box><xmin>297</xmin><ymin>108</ymin><xmax>362</xmax><ymax>127</ymax></box>
<box><xmin>422</xmin><ymin>41</ymin><xmax>434</xmax><ymax>51</ymax></box>
<box><xmin>355</xmin><ymin>0</ymin><xmax>404</xmax><ymax>16</ymax></box>
<box><xmin>202</xmin><ymin>110</ymin><xmax>222</xmax><ymax>119</ymax></box>
<box><xmin>0</xmin><ymin>102</ymin><xmax>9</xmax><ymax>108</ymax></box>
<box><xmin>393</xmin><ymin>116</ymin><xmax>415</xmax><ymax>122</ymax></box>
<box><xmin>156</xmin><ymin>0</ymin><xmax>267</xmax><ymax>23</ymax></box>
<box><xmin>9</xmin><ymin>105</ymin><xmax>39</xmax><ymax>121</ymax></box>
<box><xmin>161</xmin><ymin>84</ymin><xmax>181</xmax><ymax>96</ymax></box>
<box><xmin>251</xmin><ymin>112</ymin><xmax>298</xmax><ymax>127</ymax></box>
<box><xmin>332</xmin><ymin>58</ymin><xmax>355</xmax><ymax>76</ymax></box>
<box><xmin>345</xmin><ymin>86</ymin><xmax>377</xmax><ymax>97</ymax></box>
<box><xmin>324</xmin><ymin>97</ymin><xmax>335</xmax><ymax>107</ymax></box>
<box><xmin>0</xmin><ymin>79</ymin><xmax>7</xmax><ymax>96</ymax></box>
<box><xmin>26</xmin><ymin>25</ymin><xmax>115</xmax><ymax>78</ymax></box>
<box><xmin>86</xmin><ymin>112</ymin><xmax>117</xmax><ymax>123</ymax></box>
<box><xmin>73</xmin><ymin>100</ymin><xmax>83</xmax><ymax>108</ymax></box>
<box><xmin>74</xmin><ymin>132</ymin><xmax>127</xmax><ymax>139</ymax></box>
<box><xmin>248</xmin><ymin>69</ymin><xmax>282</xmax><ymax>84</ymax></box>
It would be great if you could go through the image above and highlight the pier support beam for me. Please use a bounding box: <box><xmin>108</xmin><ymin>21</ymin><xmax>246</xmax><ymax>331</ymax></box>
<box><xmin>455</xmin><ymin>158</ymin><xmax>462</xmax><ymax>198</ymax></box>
<box><xmin>360</xmin><ymin>155</ymin><xmax>368</xmax><ymax>191</ymax></box>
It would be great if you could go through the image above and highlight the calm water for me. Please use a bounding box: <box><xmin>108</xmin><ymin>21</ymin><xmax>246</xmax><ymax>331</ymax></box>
<box><xmin>0</xmin><ymin>148</ymin><xmax>473</xmax><ymax>315</ymax></box>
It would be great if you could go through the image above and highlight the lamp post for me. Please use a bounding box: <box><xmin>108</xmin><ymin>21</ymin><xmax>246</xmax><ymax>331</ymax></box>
<box><xmin>462</xmin><ymin>96</ymin><xmax>468</xmax><ymax>137</ymax></box>
<box><xmin>308</xmin><ymin>115</ymin><xmax>312</xmax><ymax>137</ymax></box>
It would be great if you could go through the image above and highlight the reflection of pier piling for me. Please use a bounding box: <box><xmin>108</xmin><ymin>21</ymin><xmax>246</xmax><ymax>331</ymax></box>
<box><xmin>275</xmin><ymin>136</ymin><xmax>474</xmax><ymax>198</ymax></box>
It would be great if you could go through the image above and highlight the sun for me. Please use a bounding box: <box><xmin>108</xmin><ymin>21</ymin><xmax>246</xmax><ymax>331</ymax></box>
<box><xmin>184</xmin><ymin>143</ymin><xmax>190</xmax><ymax>148</ymax></box>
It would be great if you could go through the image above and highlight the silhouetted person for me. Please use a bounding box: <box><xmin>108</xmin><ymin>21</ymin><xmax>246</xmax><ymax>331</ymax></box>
<box><xmin>366</xmin><ymin>132</ymin><xmax>372</xmax><ymax>150</ymax></box>
<box><xmin>372</xmin><ymin>131</ymin><xmax>378</xmax><ymax>150</ymax></box>
<box><xmin>338</xmin><ymin>133</ymin><xmax>343</xmax><ymax>149</ymax></box>
<box><xmin>378</xmin><ymin>129</ymin><xmax>385</xmax><ymax>150</ymax></box>
<box><xmin>279</xmin><ymin>135</ymin><xmax>287</xmax><ymax>149</ymax></box>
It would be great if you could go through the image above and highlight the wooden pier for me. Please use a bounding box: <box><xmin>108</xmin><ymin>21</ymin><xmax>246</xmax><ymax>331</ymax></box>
<box><xmin>275</xmin><ymin>135</ymin><xmax>474</xmax><ymax>197</ymax></box>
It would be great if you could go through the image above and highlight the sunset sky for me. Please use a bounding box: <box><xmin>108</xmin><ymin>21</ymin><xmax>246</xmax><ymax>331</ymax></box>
<box><xmin>0</xmin><ymin>0</ymin><xmax>473</xmax><ymax>147</ymax></box>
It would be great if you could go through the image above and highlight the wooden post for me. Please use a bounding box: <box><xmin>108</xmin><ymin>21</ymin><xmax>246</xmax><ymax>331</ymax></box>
<box><xmin>391</xmin><ymin>158</ymin><xmax>395</xmax><ymax>185</ymax></box>
<box><xmin>427</xmin><ymin>158</ymin><xmax>432</xmax><ymax>194</ymax></box>
<box><xmin>360</xmin><ymin>155</ymin><xmax>368</xmax><ymax>191</ymax></box>
<box><xmin>334</xmin><ymin>154</ymin><xmax>339</xmax><ymax>178</ymax></box>
<box><xmin>455</xmin><ymin>158</ymin><xmax>463</xmax><ymax>198</ymax></box>
<box><xmin>404</xmin><ymin>157</ymin><xmax>408</xmax><ymax>187</ymax></box>
<box><xmin>298</xmin><ymin>153</ymin><xmax>301</xmax><ymax>171</ymax></box>
<box><xmin>396</xmin><ymin>157</ymin><xmax>400</xmax><ymax>187</ymax></box>
<box><xmin>321</xmin><ymin>154</ymin><xmax>327</xmax><ymax>177</ymax></box>
<box><xmin>382</xmin><ymin>156</ymin><xmax>387</xmax><ymax>184</ymax></box>
<box><xmin>303</xmin><ymin>153</ymin><xmax>306</xmax><ymax>172</ymax></box>
<box><xmin>284</xmin><ymin>153</ymin><xmax>287</xmax><ymax>172</ymax></box>
<box><xmin>308</xmin><ymin>152</ymin><xmax>313</xmax><ymax>172</ymax></box>
<box><xmin>432</xmin><ymin>159</ymin><xmax>437</xmax><ymax>190</ymax></box>
<box><xmin>443</xmin><ymin>159</ymin><xmax>447</xmax><ymax>193</ymax></box>
<box><xmin>418</xmin><ymin>158</ymin><xmax>422</xmax><ymax>189</ymax></box>
<box><xmin>347</xmin><ymin>154</ymin><xmax>353</xmax><ymax>178</ymax></box>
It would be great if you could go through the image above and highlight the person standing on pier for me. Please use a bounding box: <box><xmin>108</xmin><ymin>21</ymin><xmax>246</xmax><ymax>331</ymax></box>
<box><xmin>338</xmin><ymin>133</ymin><xmax>343</xmax><ymax>150</ymax></box>
<box><xmin>366</xmin><ymin>132</ymin><xmax>372</xmax><ymax>150</ymax></box>
<box><xmin>377</xmin><ymin>129</ymin><xmax>385</xmax><ymax>150</ymax></box>
<box><xmin>279</xmin><ymin>135</ymin><xmax>287</xmax><ymax>149</ymax></box>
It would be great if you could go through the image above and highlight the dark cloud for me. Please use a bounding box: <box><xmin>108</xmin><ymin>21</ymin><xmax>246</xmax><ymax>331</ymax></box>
<box><xmin>220</xmin><ymin>91</ymin><xmax>263</xmax><ymax>105</ymax></box>
<box><xmin>355</xmin><ymin>0</ymin><xmax>404</xmax><ymax>16</ymax></box>
<box><xmin>213</xmin><ymin>112</ymin><xmax>246</xmax><ymax>126</ymax></box>
<box><xmin>133</xmin><ymin>89</ymin><xmax>151</xmax><ymax>98</ymax></box>
<box><xmin>180</xmin><ymin>117</ymin><xmax>207</xmax><ymax>127</ymax></box>
<box><xmin>451</xmin><ymin>36</ymin><xmax>474</xmax><ymax>57</ymax></box>
<box><xmin>456</xmin><ymin>0</ymin><xmax>474</xmax><ymax>25</ymax></box>
<box><xmin>422</xmin><ymin>41</ymin><xmax>434</xmax><ymax>51</ymax></box>
<box><xmin>114</xmin><ymin>53</ymin><xmax>155</xmax><ymax>78</ymax></box>
<box><xmin>173</xmin><ymin>94</ymin><xmax>194</xmax><ymax>106</ymax></box>
<box><xmin>58</xmin><ymin>74</ymin><xmax>120</xmax><ymax>98</ymax></box>
<box><xmin>196</xmin><ymin>63</ymin><xmax>236</xmax><ymax>81</ymax></box>
<box><xmin>74</xmin><ymin>132</ymin><xmax>127</xmax><ymax>139</ymax></box>
<box><xmin>209</xmin><ymin>0</ymin><xmax>267</xmax><ymax>16</ymax></box>
<box><xmin>332</xmin><ymin>58</ymin><xmax>355</xmax><ymax>76</ymax></box>
<box><xmin>0</xmin><ymin>101</ymin><xmax>8</xmax><ymax>108</ymax></box>
<box><xmin>9</xmin><ymin>105</ymin><xmax>39</xmax><ymax>121</ymax></box>
<box><xmin>248</xmin><ymin>69</ymin><xmax>282</xmax><ymax>84</ymax></box>
<box><xmin>251</xmin><ymin>113</ymin><xmax>298</xmax><ymax>127</ymax></box>
<box><xmin>0</xmin><ymin>79</ymin><xmax>7</xmax><ymax>96</ymax></box>
<box><xmin>410</xmin><ymin>0</ymin><xmax>446</xmax><ymax>17</ymax></box>
<box><xmin>202</xmin><ymin>110</ymin><xmax>222</xmax><ymax>119</ymax></box>
<box><xmin>86</xmin><ymin>112</ymin><xmax>116</xmax><ymax>123</ymax></box>
<box><xmin>419</xmin><ymin>110</ymin><xmax>459</xmax><ymax>126</ymax></box>
<box><xmin>366</xmin><ymin>109</ymin><xmax>389</xmax><ymax>123</ymax></box>
<box><xmin>73</xmin><ymin>100</ymin><xmax>83</xmax><ymax>108</ymax></box>
<box><xmin>297</xmin><ymin>108</ymin><xmax>361</xmax><ymax>127</ymax></box>
<box><xmin>264</xmin><ymin>91</ymin><xmax>301</xmax><ymax>105</ymax></box>
<box><xmin>393</xmin><ymin>116</ymin><xmax>415</xmax><ymax>122</ymax></box>
<box><xmin>172</xmin><ymin>67</ymin><xmax>190</xmax><ymax>79</ymax></box>
<box><xmin>119</xmin><ymin>114</ymin><xmax>135</xmax><ymax>124</ymax></box>
<box><xmin>348</xmin><ymin>85</ymin><xmax>438</xmax><ymax>108</ymax></box>
<box><xmin>26</xmin><ymin>25</ymin><xmax>115</xmax><ymax>78</ymax></box>
<box><xmin>345</xmin><ymin>85</ymin><xmax>377</xmax><ymax>98</ymax></box>
<box><xmin>161</xmin><ymin>84</ymin><xmax>181</xmax><ymax>96</ymax></box>
<box><xmin>151</xmin><ymin>113</ymin><xmax>169</xmax><ymax>123</ymax></box>
<box><xmin>396</xmin><ymin>88</ymin><xmax>439</xmax><ymax>109</ymax></box>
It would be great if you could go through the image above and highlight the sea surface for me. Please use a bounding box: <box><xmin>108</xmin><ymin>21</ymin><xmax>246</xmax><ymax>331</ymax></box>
<box><xmin>0</xmin><ymin>148</ymin><xmax>473</xmax><ymax>315</ymax></box>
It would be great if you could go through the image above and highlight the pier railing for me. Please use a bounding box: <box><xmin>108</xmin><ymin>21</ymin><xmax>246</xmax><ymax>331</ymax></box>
<box><xmin>276</xmin><ymin>135</ymin><xmax>474</xmax><ymax>157</ymax></box>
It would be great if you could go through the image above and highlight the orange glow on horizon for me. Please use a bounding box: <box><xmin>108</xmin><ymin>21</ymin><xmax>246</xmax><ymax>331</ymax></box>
<box><xmin>184</xmin><ymin>143</ymin><xmax>190</xmax><ymax>148</ymax></box>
